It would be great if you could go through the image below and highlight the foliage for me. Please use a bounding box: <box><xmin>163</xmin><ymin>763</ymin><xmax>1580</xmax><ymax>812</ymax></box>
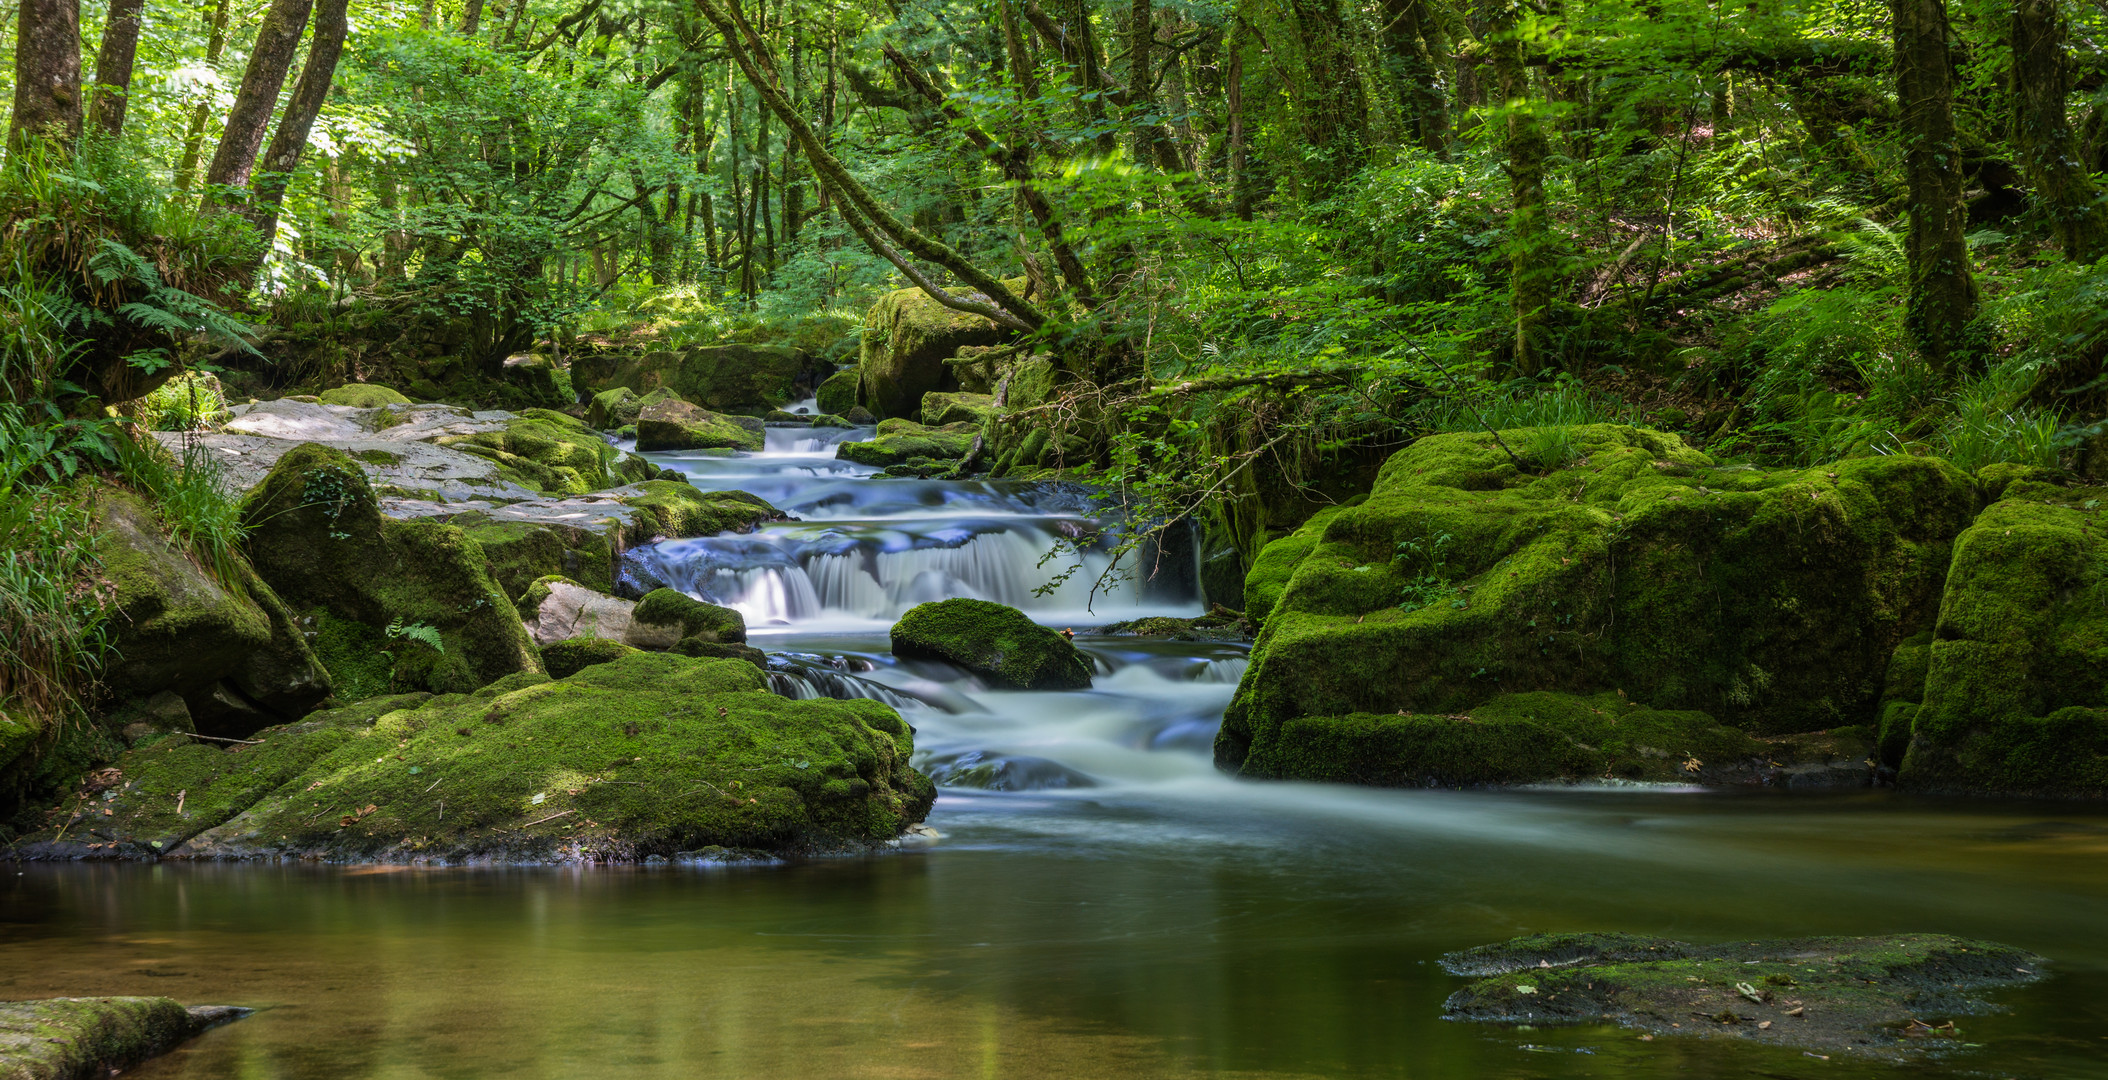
<box><xmin>0</xmin><ymin>406</ymin><xmax>112</xmax><ymax>733</ymax></box>
<box><xmin>133</xmin><ymin>371</ymin><xmax>231</xmax><ymax>431</ymax></box>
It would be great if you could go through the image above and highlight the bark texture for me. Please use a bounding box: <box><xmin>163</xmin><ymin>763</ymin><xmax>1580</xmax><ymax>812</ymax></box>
<box><xmin>1482</xmin><ymin>0</ymin><xmax>1552</xmax><ymax>373</ymax></box>
<box><xmin>201</xmin><ymin>0</ymin><xmax>317</xmax><ymax>204</ymax></box>
<box><xmin>1891</xmin><ymin>0</ymin><xmax>1977</xmax><ymax>369</ymax></box>
<box><xmin>2010</xmin><ymin>0</ymin><xmax>2106</xmax><ymax>263</ymax></box>
<box><xmin>245</xmin><ymin>0</ymin><xmax>351</xmax><ymax>247</ymax></box>
<box><xmin>9</xmin><ymin>0</ymin><xmax>84</xmax><ymax>148</ymax></box>
<box><xmin>90</xmin><ymin>0</ymin><xmax>147</xmax><ymax>134</ymax></box>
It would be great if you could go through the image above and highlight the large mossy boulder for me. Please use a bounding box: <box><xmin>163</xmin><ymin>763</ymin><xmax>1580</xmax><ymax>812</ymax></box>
<box><xmin>1442</xmin><ymin>932</ymin><xmax>2043</xmax><ymax>1057</ymax></box>
<box><xmin>124</xmin><ymin>652</ymin><xmax>930</xmax><ymax>861</ymax></box>
<box><xmin>920</xmin><ymin>391</ymin><xmax>994</xmax><ymax>428</ymax></box>
<box><xmin>0</xmin><ymin>997</ymin><xmax>248</xmax><ymax>1077</ymax></box>
<box><xmin>586</xmin><ymin>386</ymin><xmax>683</xmax><ymax>431</ymax></box>
<box><xmin>95</xmin><ymin>490</ymin><xmax>333</xmax><ymax>736</ymax></box>
<box><xmin>441</xmin><ymin>481</ymin><xmax>779</xmax><ymax>599</ymax></box>
<box><xmin>835</xmin><ymin>419</ymin><xmax>977</xmax><ymax>467</ymax></box>
<box><xmin>433</xmin><ymin>408</ymin><xmax>653</xmax><ymax>495</ymax></box>
<box><xmin>573</xmin><ymin>344</ymin><xmax>815</xmax><ymax>416</ymax></box>
<box><xmin>635</xmin><ymin>398</ymin><xmax>765</xmax><ymax>452</ymax></box>
<box><xmin>816</xmin><ymin>369</ymin><xmax>859</xmax><ymax>416</ymax></box>
<box><xmin>858</xmin><ymin>287</ymin><xmax>1009</xmax><ymax>418</ymax></box>
<box><xmin>241</xmin><ymin>443</ymin><xmax>543</xmax><ymax>700</ymax></box>
<box><xmin>317</xmin><ymin>383</ymin><xmax>412</xmax><ymax>407</ymax></box>
<box><xmin>628</xmin><ymin>588</ymin><xmax>746</xmax><ymax>647</ymax></box>
<box><xmin>1897</xmin><ymin>471</ymin><xmax>2108</xmax><ymax>796</ymax></box>
<box><xmin>891</xmin><ymin>598</ymin><xmax>1092</xmax><ymax>690</ymax></box>
<box><xmin>1218</xmin><ymin>426</ymin><xmax>1978</xmax><ymax>785</ymax></box>
<box><xmin>539</xmin><ymin>636</ymin><xmax>637</xmax><ymax>679</ymax></box>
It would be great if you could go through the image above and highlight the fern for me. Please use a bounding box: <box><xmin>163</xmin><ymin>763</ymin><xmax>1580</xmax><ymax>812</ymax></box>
<box><xmin>385</xmin><ymin>619</ymin><xmax>445</xmax><ymax>652</ymax></box>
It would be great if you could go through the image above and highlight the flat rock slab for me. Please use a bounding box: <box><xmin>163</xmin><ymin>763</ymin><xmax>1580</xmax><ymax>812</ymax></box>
<box><xmin>1441</xmin><ymin>932</ymin><xmax>2045</xmax><ymax>1058</ymax></box>
<box><xmin>158</xmin><ymin>401</ymin><xmax>540</xmax><ymax>502</ymax></box>
<box><xmin>0</xmin><ymin>997</ymin><xmax>247</xmax><ymax>1079</ymax></box>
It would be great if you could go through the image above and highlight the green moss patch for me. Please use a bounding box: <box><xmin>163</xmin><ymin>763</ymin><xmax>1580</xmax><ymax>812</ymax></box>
<box><xmin>632</xmin><ymin>588</ymin><xmax>746</xmax><ymax>645</ymax></box>
<box><xmin>836</xmin><ymin>419</ymin><xmax>977</xmax><ymax>467</ymax></box>
<box><xmin>1442</xmin><ymin>932</ymin><xmax>2045</xmax><ymax>1057</ymax></box>
<box><xmin>891</xmin><ymin>598</ymin><xmax>1092</xmax><ymax>690</ymax></box>
<box><xmin>435</xmin><ymin>410</ymin><xmax>652</xmax><ymax>495</ymax></box>
<box><xmin>0</xmin><ymin>997</ymin><xmax>247</xmax><ymax>1077</ymax></box>
<box><xmin>635</xmin><ymin>398</ymin><xmax>765</xmax><ymax>452</ymax></box>
<box><xmin>318</xmin><ymin>383</ymin><xmax>412</xmax><ymax>407</ymax></box>
<box><xmin>541</xmin><ymin>637</ymin><xmax>637</xmax><ymax>679</ymax></box>
<box><xmin>816</xmin><ymin>369</ymin><xmax>859</xmax><ymax>416</ymax></box>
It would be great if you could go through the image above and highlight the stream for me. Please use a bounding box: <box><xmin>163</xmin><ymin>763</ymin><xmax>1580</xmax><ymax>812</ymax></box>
<box><xmin>5</xmin><ymin>418</ymin><xmax>2108</xmax><ymax>1078</ymax></box>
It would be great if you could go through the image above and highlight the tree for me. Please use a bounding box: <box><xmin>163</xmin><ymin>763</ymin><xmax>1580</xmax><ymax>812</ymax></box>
<box><xmin>244</xmin><ymin>0</ymin><xmax>353</xmax><ymax>248</ymax></box>
<box><xmin>200</xmin><ymin>0</ymin><xmax>317</xmax><ymax>207</ymax></box>
<box><xmin>88</xmin><ymin>0</ymin><xmax>148</xmax><ymax>135</ymax></box>
<box><xmin>2010</xmin><ymin>0</ymin><xmax>2106</xmax><ymax>264</ymax></box>
<box><xmin>1481</xmin><ymin>0</ymin><xmax>1553</xmax><ymax>373</ymax></box>
<box><xmin>8</xmin><ymin>0</ymin><xmax>83</xmax><ymax>150</ymax></box>
<box><xmin>1890</xmin><ymin>0</ymin><xmax>1977</xmax><ymax>369</ymax></box>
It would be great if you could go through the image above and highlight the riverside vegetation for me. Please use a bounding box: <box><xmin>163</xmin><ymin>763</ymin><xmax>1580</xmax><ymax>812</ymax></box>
<box><xmin>2</xmin><ymin>0</ymin><xmax>2106</xmax><ymax>1067</ymax></box>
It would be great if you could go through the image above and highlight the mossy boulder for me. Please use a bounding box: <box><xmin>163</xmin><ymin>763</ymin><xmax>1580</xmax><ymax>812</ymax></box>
<box><xmin>159</xmin><ymin>651</ymin><xmax>933</xmax><ymax>861</ymax></box>
<box><xmin>858</xmin><ymin>287</ymin><xmax>1009</xmax><ymax>418</ymax></box>
<box><xmin>520</xmin><ymin>578</ymin><xmax>636</xmax><ymax>646</ymax></box>
<box><xmin>443</xmin><ymin>482</ymin><xmax>779</xmax><ymax>600</ymax></box>
<box><xmin>572</xmin><ymin>344</ymin><xmax>816</xmax><ymax>416</ymax></box>
<box><xmin>587</xmin><ymin>386</ymin><xmax>683</xmax><ymax>431</ymax></box>
<box><xmin>540</xmin><ymin>637</ymin><xmax>638</xmax><ymax>679</ymax></box>
<box><xmin>628</xmin><ymin>588</ymin><xmax>745</xmax><ymax>647</ymax></box>
<box><xmin>1219</xmin><ymin>426</ymin><xmax>1978</xmax><ymax>783</ymax></box>
<box><xmin>635</xmin><ymin>398</ymin><xmax>765</xmax><ymax>452</ymax></box>
<box><xmin>1899</xmin><ymin>478</ymin><xmax>2108</xmax><ymax>795</ymax></box>
<box><xmin>816</xmin><ymin>368</ymin><xmax>859</xmax><ymax>416</ymax></box>
<box><xmin>94</xmin><ymin>490</ymin><xmax>332</xmax><ymax>736</ymax></box>
<box><xmin>317</xmin><ymin>383</ymin><xmax>412</xmax><ymax>408</ymax></box>
<box><xmin>1243</xmin><ymin>501</ymin><xmax>1359</xmax><ymax>625</ymax></box>
<box><xmin>891</xmin><ymin>599</ymin><xmax>1092</xmax><ymax>690</ymax></box>
<box><xmin>0</xmin><ymin>997</ymin><xmax>248</xmax><ymax>1077</ymax></box>
<box><xmin>434</xmin><ymin>409</ymin><xmax>653</xmax><ymax>495</ymax></box>
<box><xmin>836</xmin><ymin>419</ymin><xmax>977</xmax><ymax>467</ymax></box>
<box><xmin>1442</xmin><ymin>932</ymin><xmax>2044</xmax><ymax>1057</ymax></box>
<box><xmin>241</xmin><ymin>443</ymin><xmax>543</xmax><ymax>700</ymax></box>
<box><xmin>920</xmin><ymin>391</ymin><xmax>995</xmax><ymax>428</ymax></box>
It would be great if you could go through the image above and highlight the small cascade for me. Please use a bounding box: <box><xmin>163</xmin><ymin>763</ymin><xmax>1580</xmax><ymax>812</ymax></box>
<box><xmin>1197</xmin><ymin>657</ymin><xmax>1249</xmax><ymax>684</ymax></box>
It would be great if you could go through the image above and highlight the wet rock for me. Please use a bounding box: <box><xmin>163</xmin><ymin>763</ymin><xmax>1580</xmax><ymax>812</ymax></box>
<box><xmin>317</xmin><ymin>382</ymin><xmax>412</xmax><ymax>407</ymax></box>
<box><xmin>160</xmin><ymin>651</ymin><xmax>933</xmax><ymax>861</ymax></box>
<box><xmin>764</xmin><ymin>410</ymin><xmax>812</xmax><ymax>425</ymax></box>
<box><xmin>891</xmin><ymin>598</ymin><xmax>1093</xmax><ymax>691</ymax></box>
<box><xmin>628</xmin><ymin>588</ymin><xmax>746</xmax><ymax>647</ymax></box>
<box><xmin>919</xmin><ymin>750</ymin><xmax>1095</xmax><ymax>791</ymax></box>
<box><xmin>858</xmin><ymin>287</ymin><xmax>1009</xmax><ymax>419</ymax></box>
<box><xmin>816</xmin><ymin>369</ymin><xmax>859</xmax><ymax>416</ymax></box>
<box><xmin>1442</xmin><ymin>932</ymin><xmax>2044</xmax><ymax>1058</ymax></box>
<box><xmin>635</xmin><ymin>399</ymin><xmax>765</xmax><ymax>452</ymax></box>
<box><xmin>430</xmin><ymin>408</ymin><xmax>654</xmax><ymax>494</ymax></box>
<box><xmin>0</xmin><ymin>997</ymin><xmax>249</xmax><ymax>1077</ymax></box>
<box><xmin>835</xmin><ymin>419</ymin><xmax>976</xmax><ymax>467</ymax></box>
<box><xmin>844</xmin><ymin>406</ymin><xmax>877</xmax><ymax>425</ymax></box>
<box><xmin>586</xmin><ymin>386</ymin><xmax>684</xmax><ymax>431</ymax></box>
<box><xmin>670</xmin><ymin>638</ymin><xmax>771</xmax><ymax>671</ymax></box>
<box><xmin>1095</xmin><ymin>612</ymin><xmax>1252</xmax><ymax>642</ymax></box>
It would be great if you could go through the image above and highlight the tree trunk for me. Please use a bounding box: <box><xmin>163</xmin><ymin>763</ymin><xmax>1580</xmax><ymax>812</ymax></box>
<box><xmin>9</xmin><ymin>0</ymin><xmax>83</xmax><ymax>150</ymax></box>
<box><xmin>89</xmin><ymin>0</ymin><xmax>147</xmax><ymax>135</ymax></box>
<box><xmin>1130</xmin><ymin>0</ymin><xmax>1153</xmax><ymax>162</ymax></box>
<box><xmin>1379</xmin><ymin>0</ymin><xmax>1450</xmax><ymax>156</ymax></box>
<box><xmin>1891</xmin><ymin>0</ymin><xmax>1977</xmax><ymax>369</ymax></box>
<box><xmin>1286</xmin><ymin>0</ymin><xmax>1369</xmax><ymax>198</ymax></box>
<box><xmin>1228</xmin><ymin>22</ymin><xmax>1251</xmax><ymax>219</ymax></box>
<box><xmin>201</xmin><ymin>0</ymin><xmax>317</xmax><ymax>207</ymax></box>
<box><xmin>2011</xmin><ymin>0</ymin><xmax>2107</xmax><ymax>263</ymax></box>
<box><xmin>245</xmin><ymin>0</ymin><xmax>351</xmax><ymax>248</ymax></box>
<box><xmin>1482</xmin><ymin>0</ymin><xmax>1552</xmax><ymax>373</ymax></box>
<box><xmin>174</xmin><ymin>0</ymin><xmax>233</xmax><ymax>191</ymax></box>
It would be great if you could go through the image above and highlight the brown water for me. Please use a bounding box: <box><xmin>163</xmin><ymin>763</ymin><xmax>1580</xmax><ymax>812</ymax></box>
<box><xmin>6</xmin><ymin>785</ymin><xmax>2108</xmax><ymax>1079</ymax></box>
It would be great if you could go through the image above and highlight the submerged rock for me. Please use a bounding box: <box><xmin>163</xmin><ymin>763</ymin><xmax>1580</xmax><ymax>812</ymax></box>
<box><xmin>891</xmin><ymin>598</ymin><xmax>1093</xmax><ymax>690</ymax></box>
<box><xmin>1219</xmin><ymin>426</ymin><xmax>1976</xmax><ymax>786</ymax></box>
<box><xmin>18</xmin><ymin>651</ymin><xmax>935</xmax><ymax>863</ymax></box>
<box><xmin>1441</xmin><ymin>932</ymin><xmax>2044</xmax><ymax>1057</ymax></box>
<box><xmin>635</xmin><ymin>398</ymin><xmax>765</xmax><ymax>452</ymax></box>
<box><xmin>0</xmin><ymin>997</ymin><xmax>248</xmax><ymax>1077</ymax></box>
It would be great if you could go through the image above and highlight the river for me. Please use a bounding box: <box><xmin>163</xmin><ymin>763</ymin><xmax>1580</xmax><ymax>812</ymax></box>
<box><xmin>4</xmin><ymin>420</ymin><xmax>2107</xmax><ymax>1078</ymax></box>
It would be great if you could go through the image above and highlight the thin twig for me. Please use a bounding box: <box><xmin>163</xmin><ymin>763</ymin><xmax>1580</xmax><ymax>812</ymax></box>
<box><xmin>1397</xmin><ymin>337</ymin><xmax>1527</xmax><ymax>471</ymax></box>
<box><xmin>520</xmin><ymin>809</ymin><xmax>576</xmax><ymax>828</ymax></box>
<box><xmin>186</xmin><ymin>732</ymin><xmax>264</xmax><ymax>745</ymax></box>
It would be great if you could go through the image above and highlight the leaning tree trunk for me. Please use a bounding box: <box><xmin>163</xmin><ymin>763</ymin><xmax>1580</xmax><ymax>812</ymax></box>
<box><xmin>2011</xmin><ymin>0</ymin><xmax>2107</xmax><ymax>264</ymax></box>
<box><xmin>244</xmin><ymin>0</ymin><xmax>351</xmax><ymax>250</ymax></box>
<box><xmin>1482</xmin><ymin>0</ymin><xmax>1553</xmax><ymax>374</ymax></box>
<box><xmin>1891</xmin><ymin>0</ymin><xmax>1977</xmax><ymax>370</ymax></box>
<box><xmin>8</xmin><ymin>0</ymin><xmax>83</xmax><ymax>150</ymax></box>
<box><xmin>89</xmin><ymin>0</ymin><xmax>146</xmax><ymax>135</ymax></box>
<box><xmin>200</xmin><ymin>0</ymin><xmax>317</xmax><ymax>208</ymax></box>
<box><xmin>173</xmin><ymin>0</ymin><xmax>233</xmax><ymax>191</ymax></box>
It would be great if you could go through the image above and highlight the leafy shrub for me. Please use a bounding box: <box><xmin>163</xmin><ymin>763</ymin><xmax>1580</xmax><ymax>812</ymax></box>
<box><xmin>134</xmin><ymin>371</ymin><xmax>230</xmax><ymax>431</ymax></box>
<box><xmin>0</xmin><ymin>406</ymin><xmax>112</xmax><ymax>732</ymax></box>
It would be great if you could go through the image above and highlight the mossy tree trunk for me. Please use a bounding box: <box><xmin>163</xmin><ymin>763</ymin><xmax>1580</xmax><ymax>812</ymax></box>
<box><xmin>243</xmin><ymin>0</ymin><xmax>351</xmax><ymax>251</ymax></box>
<box><xmin>1379</xmin><ymin>0</ymin><xmax>1451</xmax><ymax>157</ymax></box>
<box><xmin>1286</xmin><ymin>0</ymin><xmax>1370</xmax><ymax>199</ymax></box>
<box><xmin>1891</xmin><ymin>0</ymin><xmax>1978</xmax><ymax>370</ymax></box>
<box><xmin>200</xmin><ymin>0</ymin><xmax>315</xmax><ymax>207</ymax></box>
<box><xmin>8</xmin><ymin>0</ymin><xmax>83</xmax><ymax>151</ymax></box>
<box><xmin>2010</xmin><ymin>0</ymin><xmax>2107</xmax><ymax>264</ymax></box>
<box><xmin>1482</xmin><ymin>0</ymin><xmax>1553</xmax><ymax>374</ymax></box>
<box><xmin>88</xmin><ymin>0</ymin><xmax>146</xmax><ymax>135</ymax></box>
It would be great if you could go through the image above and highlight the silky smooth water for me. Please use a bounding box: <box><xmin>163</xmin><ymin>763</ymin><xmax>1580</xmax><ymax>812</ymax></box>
<box><xmin>6</xmin><ymin>431</ymin><xmax>2108</xmax><ymax>1079</ymax></box>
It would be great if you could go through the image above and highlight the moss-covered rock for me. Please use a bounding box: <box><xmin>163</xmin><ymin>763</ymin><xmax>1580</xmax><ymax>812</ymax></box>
<box><xmin>317</xmin><ymin>383</ymin><xmax>412</xmax><ymax>407</ymax></box>
<box><xmin>816</xmin><ymin>368</ymin><xmax>859</xmax><ymax>416</ymax></box>
<box><xmin>160</xmin><ymin>651</ymin><xmax>933</xmax><ymax>861</ymax></box>
<box><xmin>242</xmin><ymin>444</ymin><xmax>543</xmax><ymax>698</ymax></box>
<box><xmin>628</xmin><ymin>589</ymin><xmax>745</xmax><ymax>647</ymax></box>
<box><xmin>858</xmin><ymin>287</ymin><xmax>1009</xmax><ymax>418</ymax></box>
<box><xmin>1219</xmin><ymin>426</ymin><xmax>1978</xmax><ymax>782</ymax></box>
<box><xmin>1442</xmin><ymin>932</ymin><xmax>2044</xmax><ymax>1057</ymax></box>
<box><xmin>586</xmin><ymin>386</ymin><xmax>637</xmax><ymax>429</ymax></box>
<box><xmin>0</xmin><ymin>997</ymin><xmax>248</xmax><ymax>1077</ymax></box>
<box><xmin>442</xmin><ymin>481</ymin><xmax>779</xmax><ymax>600</ymax></box>
<box><xmin>671</xmin><ymin>637</ymin><xmax>770</xmax><ymax>670</ymax></box>
<box><xmin>434</xmin><ymin>409</ymin><xmax>653</xmax><ymax>495</ymax></box>
<box><xmin>891</xmin><ymin>599</ymin><xmax>1092</xmax><ymax>690</ymax></box>
<box><xmin>920</xmin><ymin>391</ymin><xmax>995</xmax><ymax>428</ymax></box>
<box><xmin>635</xmin><ymin>398</ymin><xmax>765</xmax><ymax>452</ymax></box>
<box><xmin>1900</xmin><ymin>479</ymin><xmax>2108</xmax><ymax>795</ymax></box>
<box><xmin>540</xmin><ymin>637</ymin><xmax>637</xmax><ymax>679</ymax></box>
<box><xmin>572</xmin><ymin>345</ymin><xmax>816</xmax><ymax>416</ymax></box>
<box><xmin>836</xmin><ymin>419</ymin><xmax>977</xmax><ymax>467</ymax></box>
<box><xmin>95</xmin><ymin>489</ymin><xmax>331</xmax><ymax>736</ymax></box>
<box><xmin>1242</xmin><ymin>501</ymin><xmax>1359</xmax><ymax>626</ymax></box>
<box><xmin>521</xmin><ymin>579</ymin><xmax>636</xmax><ymax>646</ymax></box>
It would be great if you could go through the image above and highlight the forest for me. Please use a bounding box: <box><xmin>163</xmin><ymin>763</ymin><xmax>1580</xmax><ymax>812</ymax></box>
<box><xmin>2</xmin><ymin>0</ymin><xmax>2108</xmax><ymax>1071</ymax></box>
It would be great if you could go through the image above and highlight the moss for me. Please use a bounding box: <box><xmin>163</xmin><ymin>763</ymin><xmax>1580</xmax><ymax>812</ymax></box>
<box><xmin>631</xmin><ymin>589</ymin><xmax>746</xmax><ymax>644</ymax></box>
<box><xmin>0</xmin><ymin>997</ymin><xmax>241</xmax><ymax>1077</ymax></box>
<box><xmin>891</xmin><ymin>598</ymin><xmax>1092</xmax><ymax>690</ymax></box>
<box><xmin>1442</xmin><ymin>932</ymin><xmax>2045</xmax><ymax>1057</ymax></box>
<box><xmin>623</xmin><ymin>480</ymin><xmax>777</xmax><ymax>538</ymax></box>
<box><xmin>1902</xmin><ymin>485</ymin><xmax>2108</xmax><ymax>795</ymax></box>
<box><xmin>176</xmin><ymin>651</ymin><xmax>934</xmax><ymax>860</ymax></box>
<box><xmin>836</xmin><ymin>420</ymin><xmax>977</xmax><ymax>467</ymax></box>
<box><xmin>474</xmin><ymin>672</ymin><xmax>552</xmax><ymax>698</ymax></box>
<box><xmin>1218</xmin><ymin>427</ymin><xmax>1979</xmax><ymax>779</ymax></box>
<box><xmin>243</xmin><ymin>444</ymin><xmax>543</xmax><ymax>697</ymax></box>
<box><xmin>437</xmin><ymin>411</ymin><xmax>651</xmax><ymax>495</ymax></box>
<box><xmin>816</xmin><ymin>369</ymin><xmax>859</xmax><ymax>416</ymax></box>
<box><xmin>671</xmin><ymin>637</ymin><xmax>770</xmax><ymax>671</ymax></box>
<box><xmin>457</xmin><ymin>516</ymin><xmax>616</xmax><ymax>599</ymax></box>
<box><xmin>920</xmin><ymin>391</ymin><xmax>995</xmax><ymax>428</ymax></box>
<box><xmin>317</xmin><ymin>383</ymin><xmax>412</xmax><ymax>407</ymax></box>
<box><xmin>635</xmin><ymin>399</ymin><xmax>765</xmax><ymax>452</ymax></box>
<box><xmin>514</xmin><ymin>574</ymin><xmax>578</xmax><ymax>621</ymax></box>
<box><xmin>858</xmin><ymin>287</ymin><xmax>1009</xmax><ymax>418</ymax></box>
<box><xmin>1242</xmin><ymin>502</ymin><xmax>1360</xmax><ymax>626</ymax></box>
<box><xmin>541</xmin><ymin>637</ymin><xmax>636</xmax><ymax>679</ymax></box>
<box><xmin>573</xmin><ymin>345</ymin><xmax>811</xmax><ymax>415</ymax></box>
<box><xmin>586</xmin><ymin>386</ymin><xmax>637</xmax><ymax>429</ymax></box>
